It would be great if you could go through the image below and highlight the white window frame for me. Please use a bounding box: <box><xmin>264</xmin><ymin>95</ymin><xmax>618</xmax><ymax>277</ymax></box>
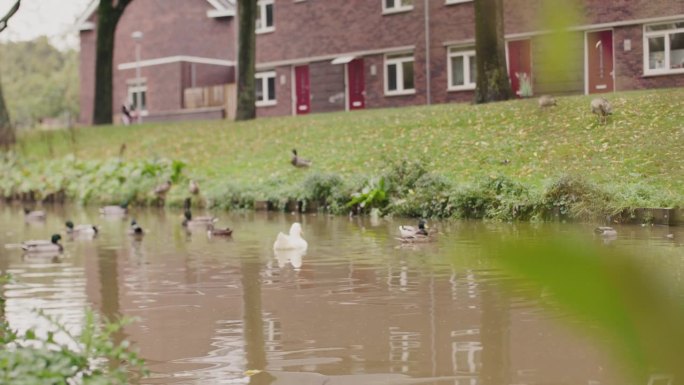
<box><xmin>256</xmin><ymin>0</ymin><xmax>275</xmax><ymax>34</ymax></box>
<box><xmin>382</xmin><ymin>0</ymin><xmax>413</xmax><ymax>15</ymax></box>
<box><xmin>384</xmin><ymin>53</ymin><xmax>416</xmax><ymax>96</ymax></box>
<box><xmin>447</xmin><ymin>48</ymin><xmax>476</xmax><ymax>91</ymax></box>
<box><xmin>445</xmin><ymin>0</ymin><xmax>472</xmax><ymax>4</ymax></box>
<box><xmin>255</xmin><ymin>71</ymin><xmax>277</xmax><ymax>107</ymax></box>
<box><xmin>643</xmin><ymin>21</ymin><xmax>684</xmax><ymax>76</ymax></box>
<box><xmin>127</xmin><ymin>84</ymin><xmax>149</xmax><ymax>116</ymax></box>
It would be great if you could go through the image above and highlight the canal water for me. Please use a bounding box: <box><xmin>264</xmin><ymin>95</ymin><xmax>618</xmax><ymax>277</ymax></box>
<box><xmin>1</xmin><ymin>205</ymin><xmax>682</xmax><ymax>385</ymax></box>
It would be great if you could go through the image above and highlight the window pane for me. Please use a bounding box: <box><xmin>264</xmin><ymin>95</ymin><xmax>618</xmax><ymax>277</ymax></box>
<box><xmin>402</xmin><ymin>60</ymin><xmax>414</xmax><ymax>90</ymax></box>
<box><xmin>648</xmin><ymin>36</ymin><xmax>666</xmax><ymax>70</ymax></box>
<box><xmin>255</xmin><ymin>4</ymin><xmax>262</xmax><ymax>29</ymax></box>
<box><xmin>141</xmin><ymin>92</ymin><xmax>147</xmax><ymax>110</ymax></box>
<box><xmin>387</xmin><ymin>63</ymin><xmax>397</xmax><ymax>91</ymax></box>
<box><xmin>267</xmin><ymin>76</ymin><xmax>276</xmax><ymax>101</ymax></box>
<box><xmin>670</xmin><ymin>32</ymin><xmax>684</xmax><ymax>69</ymax></box>
<box><xmin>451</xmin><ymin>56</ymin><xmax>465</xmax><ymax>86</ymax></box>
<box><xmin>469</xmin><ymin>55</ymin><xmax>477</xmax><ymax>83</ymax></box>
<box><xmin>255</xmin><ymin>78</ymin><xmax>264</xmax><ymax>101</ymax></box>
<box><xmin>646</xmin><ymin>23</ymin><xmax>675</xmax><ymax>32</ymax></box>
<box><xmin>266</xmin><ymin>4</ymin><xmax>273</xmax><ymax>27</ymax></box>
<box><xmin>401</xmin><ymin>0</ymin><xmax>413</xmax><ymax>6</ymax></box>
<box><xmin>386</xmin><ymin>0</ymin><xmax>395</xmax><ymax>8</ymax></box>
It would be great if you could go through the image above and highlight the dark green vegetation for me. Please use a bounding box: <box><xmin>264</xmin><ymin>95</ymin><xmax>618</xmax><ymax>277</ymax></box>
<box><xmin>0</xmin><ymin>275</ymin><xmax>147</xmax><ymax>384</ymax></box>
<box><xmin>7</xmin><ymin>88</ymin><xmax>684</xmax><ymax>221</ymax></box>
<box><xmin>0</xmin><ymin>37</ymin><xmax>79</xmax><ymax>129</ymax></box>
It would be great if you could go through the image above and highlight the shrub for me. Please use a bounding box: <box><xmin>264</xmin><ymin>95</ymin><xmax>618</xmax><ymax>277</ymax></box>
<box><xmin>541</xmin><ymin>175</ymin><xmax>619</xmax><ymax>221</ymax></box>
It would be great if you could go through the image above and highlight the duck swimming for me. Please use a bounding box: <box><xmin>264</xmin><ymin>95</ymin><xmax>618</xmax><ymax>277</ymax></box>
<box><xmin>399</xmin><ymin>219</ymin><xmax>428</xmax><ymax>238</ymax></box>
<box><xmin>100</xmin><ymin>200</ymin><xmax>129</xmax><ymax>215</ymax></box>
<box><xmin>273</xmin><ymin>222</ymin><xmax>308</xmax><ymax>250</ymax></box>
<box><xmin>22</xmin><ymin>234</ymin><xmax>63</xmax><ymax>254</ymax></box>
<box><xmin>65</xmin><ymin>220</ymin><xmax>99</xmax><ymax>237</ymax></box>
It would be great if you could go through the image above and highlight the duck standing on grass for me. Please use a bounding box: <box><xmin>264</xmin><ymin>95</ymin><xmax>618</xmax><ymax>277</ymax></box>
<box><xmin>273</xmin><ymin>223</ymin><xmax>307</xmax><ymax>250</ymax></box>
<box><xmin>189</xmin><ymin>180</ymin><xmax>200</xmax><ymax>195</ymax></box>
<box><xmin>153</xmin><ymin>180</ymin><xmax>172</xmax><ymax>204</ymax></box>
<box><xmin>24</xmin><ymin>208</ymin><xmax>46</xmax><ymax>221</ymax></box>
<box><xmin>21</xmin><ymin>234</ymin><xmax>63</xmax><ymax>255</ymax></box>
<box><xmin>65</xmin><ymin>221</ymin><xmax>99</xmax><ymax>238</ymax></box>
<box><xmin>291</xmin><ymin>149</ymin><xmax>312</xmax><ymax>168</ymax></box>
<box><xmin>591</xmin><ymin>97</ymin><xmax>612</xmax><ymax>124</ymax></box>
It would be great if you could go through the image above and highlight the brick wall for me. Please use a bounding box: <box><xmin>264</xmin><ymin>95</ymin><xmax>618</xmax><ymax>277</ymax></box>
<box><xmin>80</xmin><ymin>0</ymin><xmax>684</xmax><ymax>122</ymax></box>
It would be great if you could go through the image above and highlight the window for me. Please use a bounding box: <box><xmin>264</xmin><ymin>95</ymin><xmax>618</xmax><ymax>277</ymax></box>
<box><xmin>643</xmin><ymin>21</ymin><xmax>684</xmax><ymax>75</ymax></box>
<box><xmin>255</xmin><ymin>71</ymin><xmax>276</xmax><ymax>106</ymax></box>
<box><xmin>382</xmin><ymin>0</ymin><xmax>413</xmax><ymax>14</ymax></box>
<box><xmin>256</xmin><ymin>0</ymin><xmax>274</xmax><ymax>34</ymax></box>
<box><xmin>447</xmin><ymin>47</ymin><xmax>476</xmax><ymax>90</ymax></box>
<box><xmin>384</xmin><ymin>53</ymin><xmax>415</xmax><ymax>95</ymax></box>
<box><xmin>127</xmin><ymin>84</ymin><xmax>147</xmax><ymax>112</ymax></box>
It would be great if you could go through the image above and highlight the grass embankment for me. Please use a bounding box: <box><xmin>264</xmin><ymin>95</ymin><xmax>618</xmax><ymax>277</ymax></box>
<box><xmin>8</xmin><ymin>88</ymin><xmax>684</xmax><ymax>221</ymax></box>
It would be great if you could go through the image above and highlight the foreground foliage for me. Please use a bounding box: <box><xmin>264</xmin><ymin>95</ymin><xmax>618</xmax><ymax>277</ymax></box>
<box><xmin>0</xmin><ymin>277</ymin><xmax>147</xmax><ymax>384</ymax></box>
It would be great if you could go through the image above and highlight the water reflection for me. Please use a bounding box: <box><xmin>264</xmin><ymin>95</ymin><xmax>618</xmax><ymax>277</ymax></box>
<box><xmin>0</xmin><ymin>206</ymin><xmax>682</xmax><ymax>384</ymax></box>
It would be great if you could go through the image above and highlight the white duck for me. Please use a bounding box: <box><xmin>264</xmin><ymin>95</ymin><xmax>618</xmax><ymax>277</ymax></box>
<box><xmin>273</xmin><ymin>222</ymin><xmax>308</xmax><ymax>250</ymax></box>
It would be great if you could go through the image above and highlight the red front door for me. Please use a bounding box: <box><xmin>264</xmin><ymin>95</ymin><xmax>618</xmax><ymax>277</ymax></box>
<box><xmin>347</xmin><ymin>59</ymin><xmax>365</xmax><ymax>110</ymax></box>
<box><xmin>294</xmin><ymin>65</ymin><xmax>310</xmax><ymax>114</ymax></box>
<box><xmin>508</xmin><ymin>39</ymin><xmax>532</xmax><ymax>98</ymax></box>
<box><xmin>587</xmin><ymin>30</ymin><xmax>614</xmax><ymax>94</ymax></box>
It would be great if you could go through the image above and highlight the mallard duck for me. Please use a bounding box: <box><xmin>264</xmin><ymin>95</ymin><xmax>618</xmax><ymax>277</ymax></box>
<box><xmin>182</xmin><ymin>198</ymin><xmax>217</xmax><ymax>227</ymax></box>
<box><xmin>538</xmin><ymin>95</ymin><xmax>557</xmax><ymax>108</ymax></box>
<box><xmin>594</xmin><ymin>226</ymin><xmax>617</xmax><ymax>237</ymax></box>
<box><xmin>65</xmin><ymin>220</ymin><xmax>99</xmax><ymax>237</ymax></box>
<box><xmin>154</xmin><ymin>180</ymin><xmax>172</xmax><ymax>198</ymax></box>
<box><xmin>590</xmin><ymin>97</ymin><xmax>612</xmax><ymax>124</ymax></box>
<box><xmin>399</xmin><ymin>219</ymin><xmax>428</xmax><ymax>238</ymax></box>
<box><xmin>189</xmin><ymin>180</ymin><xmax>200</xmax><ymax>195</ymax></box>
<box><xmin>207</xmin><ymin>223</ymin><xmax>233</xmax><ymax>237</ymax></box>
<box><xmin>100</xmin><ymin>200</ymin><xmax>129</xmax><ymax>215</ymax></box>
<box><xmin>24</xmin><ymin>208</ymin><xmax>46</xmax><ymax>221</ymax></box>
<box><xmin>127</xmin><ymin>219</ymin><xmax>145</xmax><ymax>236</ymax></box>
<box><xmin>273</xmin><ymin>222</ymin><xmax>308</xmax><ymax>250</ymax></box>
<box><xmin>291</xmin><ymin>149</ymin><xmax>312</xmax><ymax>168</ymax></box>
<box><xmin>22</xmin><ymin>234</ymin><xmax>63</xmax><ymax>254</ymax></box>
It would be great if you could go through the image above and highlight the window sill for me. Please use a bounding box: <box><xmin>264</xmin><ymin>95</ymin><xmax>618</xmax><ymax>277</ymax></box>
<box><xmin>382</xmin><ymin>7</ymin><xmax>413</xmax><ymax>15</ymax></box>
<box><xmin>445</xmin><ymin>0</ymin><xmax>472</xmax><ymax>5</ymax></box>
<box><xmin>385</xmin><ymin>89</ymin><xmax>416</xmax><ymax>97</ymax></box>
<box><xmin>256</xmin><ymin>100</ymin><xmax>277</xmax><ymax>107</ymax></box>
<box><xmin>643</xmin><ymin>68</ymin><xmax>684</xmax><ymax>77</ymax></box>
<box><xmin>448</xmin><ymin>85</ymin><xmax>476</xmax><ymax>92</ymax></box>
<box><xmin>256</xmin><ymin>27</ymin><xmax>275</xmax><ymax>35</ymax></box>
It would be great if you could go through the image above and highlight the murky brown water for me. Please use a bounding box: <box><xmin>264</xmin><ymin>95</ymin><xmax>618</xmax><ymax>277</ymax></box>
<box><xmin>1</xmin><ymin>205</ymin><xmax>683</xmax><ymax>385</ymax></box>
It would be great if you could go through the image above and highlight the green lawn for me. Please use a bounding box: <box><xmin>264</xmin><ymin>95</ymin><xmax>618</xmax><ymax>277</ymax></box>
<box><xmin>14</xmin><ymin>87</ymin><xmax>684</xmax><ymax>208</ymax></box>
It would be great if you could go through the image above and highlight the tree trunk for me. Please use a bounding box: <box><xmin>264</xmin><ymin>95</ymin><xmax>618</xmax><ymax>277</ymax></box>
<box><xmin>235</xmin><ymin>0</ymin><xmax>257</xmax><ymax>121</ymax></box>
<box><xmin>0</xmin><ymin>78</ymin><xmax>14</xmax><ymax>148</ymax></box>
<box><xmin>474</xmin><ymin>0</ymin><xmax>512</xmax><ymax>103</ymax></box>
<box><xmin>93</xmin><ymin>1</ymin><xmax>132</xmax><ymax>125</ymax></box>
<box><xmin>0</xmin><ymin>0</ymin><xmax>21</xmax><ymax>148</ymax></box>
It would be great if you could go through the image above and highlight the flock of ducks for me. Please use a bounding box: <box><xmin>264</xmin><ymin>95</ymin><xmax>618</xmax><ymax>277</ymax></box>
<box><xmin>538</xmin><ymin>95</ymin><xmax>613</xmax><ymax>124</ymax></box>
<box><xmin>14</xmin><ymin>148</ymin><xmax>319</xmax><ymax>258</ymax></box>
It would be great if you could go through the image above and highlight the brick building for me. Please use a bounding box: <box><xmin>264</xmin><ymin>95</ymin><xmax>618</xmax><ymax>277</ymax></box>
<box><xmin>77</xmin><ymin>0</ymin><xmax>684</xmax><ymax>124</ymax></box>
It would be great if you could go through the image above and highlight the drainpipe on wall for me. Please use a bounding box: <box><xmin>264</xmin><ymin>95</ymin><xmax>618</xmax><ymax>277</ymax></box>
<box><xmin>424</xmin><ymin>0</ymin><xmax>431</xmax><ymax>105</ymax></box>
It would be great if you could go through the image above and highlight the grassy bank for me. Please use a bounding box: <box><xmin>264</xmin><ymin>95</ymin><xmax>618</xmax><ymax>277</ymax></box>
<box><xmin>7</xmin><ymin>88</ymin><xmax>684</xmax><ymax>221</ymax></box>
